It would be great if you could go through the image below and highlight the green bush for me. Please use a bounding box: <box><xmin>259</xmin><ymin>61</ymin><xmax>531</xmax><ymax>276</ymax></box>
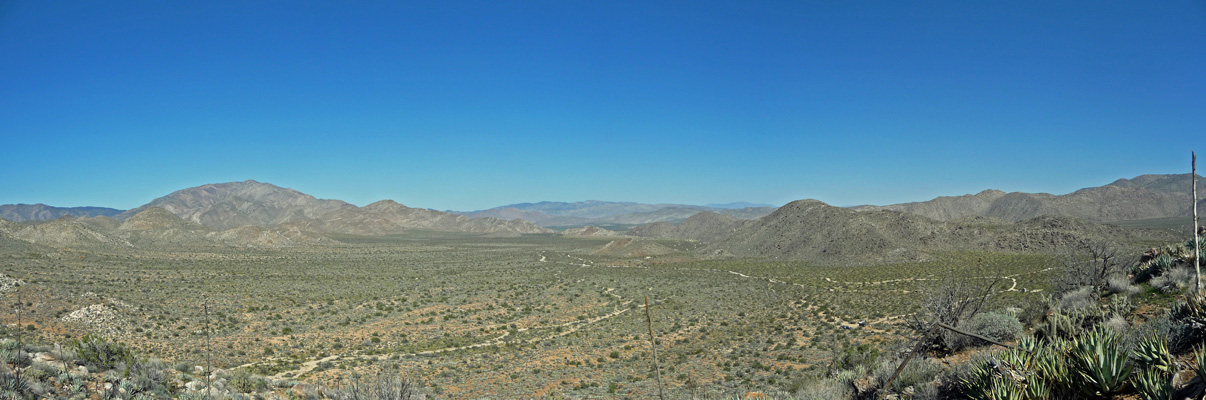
<box><xmin>950</xmin><ymin>311</ymin><xmax>1023</xmax><ymax>351</ymax></box>
<box><xmin>873</xmin><ymin>356</ymin><xmax>941</xmax><ymax>394</ymax></box>
<box><xmin>70</xmin><ymin>334</ymin><xmax>134</xmax><ymax>372</ymax></box>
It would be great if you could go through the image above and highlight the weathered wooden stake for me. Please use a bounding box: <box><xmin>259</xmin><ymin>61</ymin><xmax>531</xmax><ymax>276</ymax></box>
<box><xmin>644</xmin><ymin>296</ymin><xmax>665</xmax><ymax>400</ymax></box>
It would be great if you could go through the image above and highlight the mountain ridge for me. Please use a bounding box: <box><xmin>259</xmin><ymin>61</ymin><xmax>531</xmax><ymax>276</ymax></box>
<box><xmin>0</xmin><ymin>204</ymin><xmax>124</xmax><ymax>222</ymax></box>
<box><xmin>854</xmin><ymin>173</ymin><xmax>1204</xmax><ymax>223</ymax></box>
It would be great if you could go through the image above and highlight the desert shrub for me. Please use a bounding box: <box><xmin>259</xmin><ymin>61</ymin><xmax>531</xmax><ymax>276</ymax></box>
<box><xmin>1058</xmin><ymin>286</ymin><xmax>1098</xmax><ymax>312</ymax></box>
<box><xmin>229</xmin><ymin>369</ymin><xmax>268</xmax><ymax>393</ymax></box>
<box><xmin>1106</xmin><ymin>275</ymin><xmax>1138</xmax><ymax>295</ymax></box>
<box><xmin>949</xmin><ymin>311</ymin><xmax>1023</xmax><ymax>351</ymax></box>
<box><xmin>1054</xmin><ymin>241</ymin><xmax>1132</xmax><ymax>293</ymax></box>
<box><xmin>828</xmin><ymin>342</ymin><xmax>878</xmax><ymax>373</ymax></box>
<box><xmin>1017</xmin><ymin>295</ymin><xmax>1052</xmax><ymax>327</ymax></box>
<box><xmin>873</xmin><ymin>356</ymin><xmax>941</xmax><ymax>394</ymax></box>
<box><xmin>792</xmin><ymin>377</ymin><xmax>852</xmax><ymax>400</ymax></box>
<box><xmin>328</xmin><ymin>371</ymin><xmax>426</xmax><ymax>400</ymax></box>
<box><xmin>1165</xmin><ymin>267</ymin><xmax>1192</xmax><ymax>293</ymax></box>
<box><xmin>1167</xmin><ymin>293</ymin><xmax>1206</xmax><ymax>353</ymax></box>
<box><xmin>1102</xmin><ymin>314</ymin><xmax>1129</xmax><ymax>335</ymax></box>
<box><xmin>909</xmin><ymin>272</ymin><xmax>1002</xmax><ymax>352</ymax></box>
<box><xmin>70</xmin><ymin>334</ymin><xmax>134</xmax><ymax>372</ymax></box>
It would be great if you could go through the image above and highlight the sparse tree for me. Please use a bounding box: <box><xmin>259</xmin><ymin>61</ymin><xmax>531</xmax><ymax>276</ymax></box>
<box><xmin>907</xmin><ymin>268</ymin><xmax>1001</xmax><ymax>352</ymax></box>
<box><xmin>1054</xmin><ymin>240</ymin><xmax>1133</xmax><ymax>294</ymax></box>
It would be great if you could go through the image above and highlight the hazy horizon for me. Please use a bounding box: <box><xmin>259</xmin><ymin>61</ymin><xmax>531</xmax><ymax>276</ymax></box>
<box><xmin>3</xmin><ymin>2</ymin><xmax>1203</xmax><ymax>211</ymax></box>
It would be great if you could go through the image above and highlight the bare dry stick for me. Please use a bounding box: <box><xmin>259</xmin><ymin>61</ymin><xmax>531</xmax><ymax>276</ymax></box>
<box><xmin>644</xmin><ymin>296</ymin><xmax>665</xmax><ymax>400</ymax></box>
<box><xmin>204</xmin><ymin>297</ymin><xmax>212</xmax><ymax>392</ymax></box>
<box><xmin>1194</xmin><ymin>151</ymin><xmax>1200</xmax><ymax>294</ymax></box>
<box><xmin>15</xmin><ymin>288</ymin><xmax>22</xmax><ymax>383</ymax></box>
<box><xmin>880</xmin><ymin>324</ymin><xmax>938</xmax><ymax>400</ymax></box>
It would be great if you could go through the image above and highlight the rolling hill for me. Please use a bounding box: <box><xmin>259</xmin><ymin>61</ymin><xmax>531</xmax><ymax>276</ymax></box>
<box><xmin>721</xmin><ymin>200</ymin><xmax>1177</xmax><ymax>264</ymax></box>
<box><xmin>859</xmin><ymin>173</ymin><xmax>1204</xmax><ymax>223</ymax></box>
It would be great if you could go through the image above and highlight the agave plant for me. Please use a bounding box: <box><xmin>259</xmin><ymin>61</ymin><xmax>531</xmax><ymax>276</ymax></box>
<box><xmin>1153</xmin><ymin>253</ymin><xmax>1176</xmax><ymax>272</ymax></box>
<box><xmin>986</xmin><ymin>375</ymin><xmax>1025</xmax><ymax>400</ymax></box>
<box><xmin>963</xmin><ymin>359</ymin><xmax>1027</xmax><ymax>400</ymax></box>
<box><xmin>1131</xmin><ymin>335</ymin><xmax>1171</xmax><ymax>372</ymax></box>
<box><xmin>1196</xmin><ymin>344</ymin><xmax>1206</xmax><ymax>384</ymax></box>
<box><xmin>1133</xmin><ymin>367</ymin><xmax>1171</xmax><ymax>400</ymax></box>
<box><xmin>962</xmin><ymin>338</ymin><xmax>1060</xmax><ymax>400</ymax></box>
<box><xmin>1069</xmin><ymin>328</ymin><xmax>1133</xmax><ymax>397</ymax></box>
<box><xmin>1032</xmin><ymin>338</ymin><xmax>1072</xmax><ymax>394</ymax></box>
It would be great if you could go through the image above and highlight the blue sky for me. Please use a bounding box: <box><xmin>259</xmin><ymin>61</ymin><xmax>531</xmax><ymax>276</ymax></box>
<box><xmin>2</xmin><ymin>1</ymin><xmax>1204</xmax><ymax>211</ymax></box>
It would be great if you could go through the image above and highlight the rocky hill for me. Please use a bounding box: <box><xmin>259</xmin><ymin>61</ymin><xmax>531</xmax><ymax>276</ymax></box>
<box><xmin>628</xmin><ymin>211</ymin><xmax>750</xmax><ymax>242</ymax></box>
<box><xmin>110</xmin><ymin>181</ymin><xmax>550</xmax><ymax>237</ymax></box>
<box><xmin>562</xmin><ymin>226</ymin><xmax>623</xmax><ymax>237</ymax></box>
<box><xmin>283</xmin><ymin>200</ymin><xmax>551</xmax><ymax>235</ymax></box>
<box><xmin>0</xmin><ymin>204</ymin><xmax>124</xmax><ymax>222</ymax></box>
<box><xmin>860</xmin><ymin>173</ymin><xmax>1204</xmax><ymax>223</ymax></box>
<box><xmin>10</xmin><ymin>217</ymin><xmax>133</xmax><ymax>249</ymax></box>
<box><xmin>117</xmin><ymin>180</ymin><xmax>355</xmax><ymax>229</ymax></box>
<box><xmin>4</xmin><ymin>207</ymin><xmax>336</xmax><ymax>249</ymax></box>
<box><xmin>700</xmin><ymin>199</ymin><xmax>1177</xmax><ymax>264</ymax></box>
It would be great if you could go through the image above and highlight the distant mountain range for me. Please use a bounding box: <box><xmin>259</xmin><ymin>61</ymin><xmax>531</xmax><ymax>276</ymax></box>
<box><xmin>622</xmin><ymin>174</ymin><xmax>1201</xmax><ymax>263</ymax></box>
<box><xmin>631</xmin><ymin>199</ymin><xmax>1178</xmax><ymax>264</ymax></box>
<box><xmin>454</xmin><ymin>201</ymin><xmax>777</xmax><ymax>227</ymax></box>
<box><xmin>0</xmin><ymin>181</ymin><xmax>551</xmax><ymax>249</ymax></box>
<box><xmin>0</xmin><ymin>174</ymin><xmax>1198</xmax><ymax>261</ymax></box>
<box><xmin>853</xmin><ymin>174</ymin><xmax>1204</xmax><ymax>223</ymax></box>
<box><xmin>0</xmin><ymin>204</ymin><xmax>123</xmax><ymax>222</ymax></box>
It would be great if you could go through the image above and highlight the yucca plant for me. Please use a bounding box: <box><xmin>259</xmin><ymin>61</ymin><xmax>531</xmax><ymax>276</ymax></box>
<box><xmin>1131</xmin><ymin>335</ymin><xmax>1172</xmax><ymax>373</ymax></box>
<box><xmin>1069</xmin><ymin>328</ymin><xmax>1133</xmax><ymax>398</ymax></box>
<box><xmin>1133</xmin><ymin>368</ymin><xmax>1171</xmax><ymax>400</ymax></box>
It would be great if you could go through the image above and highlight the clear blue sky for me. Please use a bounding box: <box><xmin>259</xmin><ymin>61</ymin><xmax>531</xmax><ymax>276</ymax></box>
<box><xmin>2</xmin><ymin>1</ymin><xmax>1204</xmax><ymax>211</ymax></box>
